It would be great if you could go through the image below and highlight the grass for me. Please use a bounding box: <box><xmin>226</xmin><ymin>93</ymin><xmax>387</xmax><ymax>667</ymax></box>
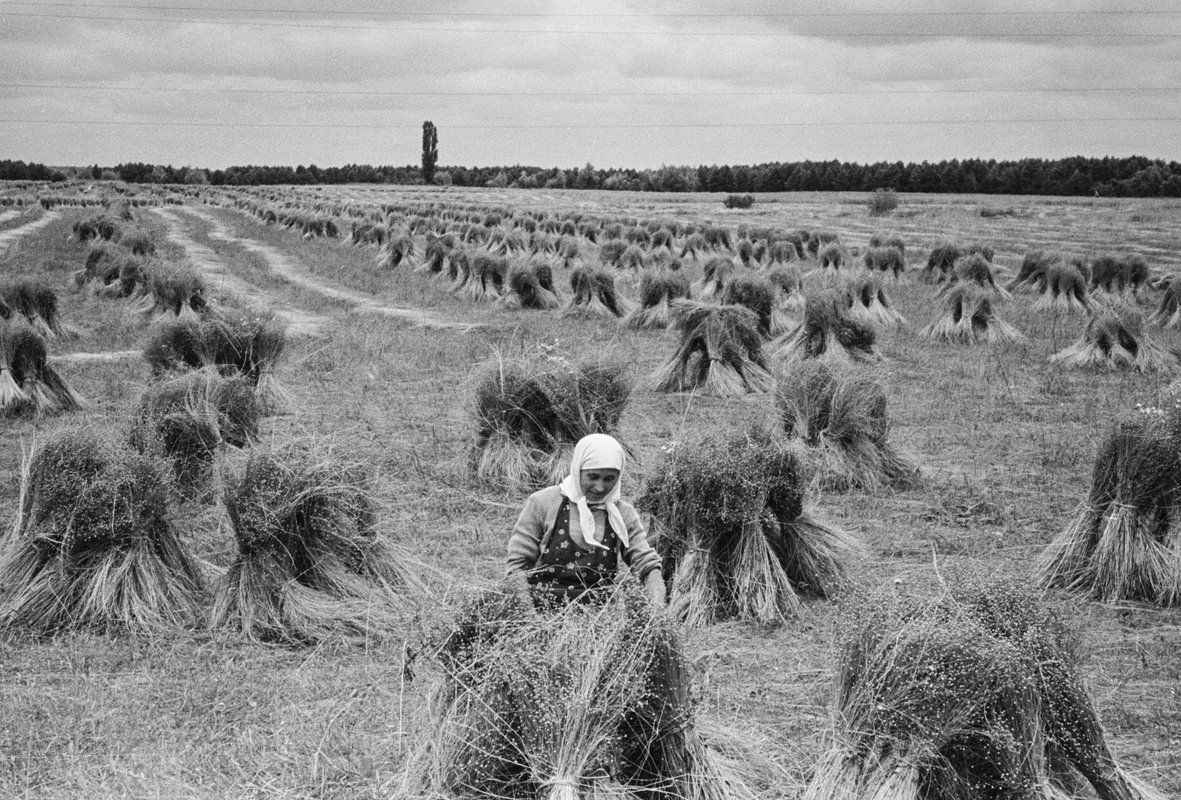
<box><xmin>0</xmin><ymin>188</ymin><xmax>1179</xmax><ymax>797</ymax></box>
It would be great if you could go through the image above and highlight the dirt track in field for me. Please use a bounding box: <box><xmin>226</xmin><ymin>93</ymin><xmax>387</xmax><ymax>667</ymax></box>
<box><xmin>153</xmin><ymin>208</ymin><xmax>330</xmax><ymax>336</ymax></box>
<box><xmin>0</xmin><ymin>211</ymin><xmax>56</xmax><ymax>252</ymax></box>
<box><xmin>173</xmin><ymin>207</ymin><xmax>482</xmax><ymax>332</ymax></box>
<box><xmin>48</xmin><ymin>349</ymin><xmax>141</xmax><ymax>364</ymax></box>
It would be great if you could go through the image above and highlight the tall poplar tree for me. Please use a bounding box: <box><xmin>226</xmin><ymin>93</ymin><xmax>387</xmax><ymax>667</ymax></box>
<box><xmin>421</xmin><ymin>121</ymin><xmax>438</xmax><ymax>185</ymax></box>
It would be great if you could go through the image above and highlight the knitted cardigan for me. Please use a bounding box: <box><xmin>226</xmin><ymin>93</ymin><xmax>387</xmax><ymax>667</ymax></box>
<box><xmin>505</xmin><ymin>485</ymin><xmax>662</xmax><ymax>581</ymax></box>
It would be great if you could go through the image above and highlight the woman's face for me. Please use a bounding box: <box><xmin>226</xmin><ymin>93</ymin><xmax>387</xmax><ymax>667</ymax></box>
<box><xmin>580</xmin><ymin>468</ymin><xmax>620</xmax><ymax>502</ymax></box>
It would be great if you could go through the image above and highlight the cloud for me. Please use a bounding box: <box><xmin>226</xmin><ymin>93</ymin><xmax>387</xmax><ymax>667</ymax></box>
<box><xmin>0</xmin><ymin>0</ymin><xmax>1178</xmax><ymax>167</ymax></box>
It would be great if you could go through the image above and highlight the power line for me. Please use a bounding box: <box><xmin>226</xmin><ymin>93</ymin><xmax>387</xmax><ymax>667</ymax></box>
<box><xmin>7</xmin><ymin>2</ymin><xmax>1181</xmax><ymax>18</ymax></box>
<box><xmin>2</xmin><ymin>82</ymin><xmax>1180</xmax><ymax>98</ymax></box>
<box><xmin>4</xmin><ymin>117</ymin><xmax>1179</xmax><ymax>129</ymax></box>
<box><xmin>3</xmin><ymin>11</ymin><xmax>1179</xmax><ymax>37</ymax></box>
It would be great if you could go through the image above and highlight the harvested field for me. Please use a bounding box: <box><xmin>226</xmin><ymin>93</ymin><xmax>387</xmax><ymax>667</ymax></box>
<box><xmin>0</xmin><ymin>185</ymin><xmax>1179</xmax><ymax>799</ymax></box>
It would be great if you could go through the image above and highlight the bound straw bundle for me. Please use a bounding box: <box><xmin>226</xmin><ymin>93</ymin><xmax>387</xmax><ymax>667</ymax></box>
<box><xmin>719</xmin><ymin>274</ymin><xmax>775</xmax><ymax>337</ymax></box>
<box><xmin>776</xmin><ymin>361</ymin><xmax>919</xmax><ymax>492</ymax></box>
<box><xmin>143</xmin><ymin>308</ymin><xmax>290</xmax><ymax>412</ymax></box>
<box><xmin>1032</xmin><ymin>261</ymin><xmax>1094</xmax><ymax>314</ymax></box>
<box><xmin>0</xmin><ymin>428</ymin><xmax>203</xmax><ymax>633</ymax></box>
<box><xmin>129</xmin><ymin>368</ymin><xmax>263</xmax><ymax>497</ymax></box>
<box><xmin>920</xmin><ymin>284</ymin><xmax>1025</xmax><ymax>344</ymax></box>
<box><xmin>75</xmin><ymin>247</ymin><xmax>148</xmax><ymax>298</ymax></box>
<box><xmin>1091</xmin><ymin>254</ymin><xmax>1149</xmax><ymax>299</ymax></box>
<box><xmin>921</xmin><ymin>243</ymin><xmax>993</xmax><ymax>284</ymax></box>
<box><xmin>459</xmin><ymin>252</ymin><xmax>509</xmax><ymax>302</ymax></box>
<box><xmin>211</xmin><ymin>443</ymin><xmax>416</xmax><ymax>643</ymax></box>
<box><xmin>414</xmin><ymin>232</ymin><xmax>454</xmax><ymax>277</ymax></box>
<box><xmin>1149</xmin><ymin>274</ymin><xmax>1181</xmax><ymax>328</ymax></box>
<box><xmin>471</xmin><ymin>354</ymin><xmax>631</xmax><ymax>488</ymax></box>
<box><xmin>639</xmin><ymin>430</ymin><xmax>859</xmax><ymax>627</ymax></box>
<box><xmin>1050</xmin><ymin>308</ymin><xmax>1178</xmax><ymax>372</ymax></box>
<box><xmin>862</xmin><ymin>246</ymin><xmax>906</xmax><ymax>279</ymax></box>
<box><xmin>843</xmin><ymin>274</ymin><xmax>906</xmax><ymax>328</ymax></box>
<box><xmin>650</xmin><ymin>301</ymin><xmax>775</xmax><ymax>397</ymax></box>
<box><xmin>0</xmin><ymin>280</ymin><xmax>78</xmax><ymax>338</ymax></box>
<box><xmin>565</xmin><ymin>266</ymin><xmax>628</xmax><ymax>318</ymax></box>
<box><xmin>502</xmin><ymin>260</ymin><xmax>561</xmax><ymax>311</ymax></box>
<box><xmin>936</xmin><ymin>253</ymin><xmax>1010</xmax><ymax>299</ymax></box>
<box><xmin>377</xmin><ymin>228</ymin><xmax>415</xmax><ymax>269</ymax></box>
<box><xmin>804</xmin><ymin>577</ymin><xmax>1166</xmax><ymax>800</ymax></box>
<box><xmin>0</xmin><ymin>322</ymin><xmax>86</xmax><ymax>417</ymax></box>
<box><xmin>408</xmin><ymin>581</ymin><xmax>754</xmax><ymax>799</ymax></box>
<box><xmin>623</xmin><ymin>269</ymin><xmax>691</xmax><ymax>330</ymax></box>
<box><xmin>764</xmin><ymin>265</ymin><xmax>805</xmax><ymax>328</ymax></box>
<box><xmin>694</xmin><ymin>257</ymin><xmax>735</xmax><ymax>301</ymax></box>
<box><xmin>1037</xmin><ymin>409</ymin><xmax>1181</xmax><ymax>605</ymax></box>
<box><xmin>774</xmin><ymin>290</ymin><xmax>879</xmax><ymax>365</ymax></box>
<box><xmin>132</xmin><ymin>264</ymin><xmax>208</xmax><ymax>322</ymax></box>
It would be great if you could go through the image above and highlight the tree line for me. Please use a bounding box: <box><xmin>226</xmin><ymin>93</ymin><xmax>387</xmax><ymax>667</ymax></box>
<box><xmin>5</xmin><ymin>155</ymin><xmax>1181</xmax><ymax>197</ymax></box>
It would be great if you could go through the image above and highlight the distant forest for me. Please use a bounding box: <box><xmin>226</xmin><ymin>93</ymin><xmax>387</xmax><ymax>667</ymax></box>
<box><xmin>4</xmin><ymin>155</ymin><xmax>1181</xmax><ymax>197</ymax></box>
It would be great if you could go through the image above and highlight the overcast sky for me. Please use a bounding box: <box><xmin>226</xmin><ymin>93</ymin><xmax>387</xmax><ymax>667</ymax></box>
<box><xmin>2</xmin><ymin>1</ymin><xmax>1179</xmax><ymax>169</ymax></box>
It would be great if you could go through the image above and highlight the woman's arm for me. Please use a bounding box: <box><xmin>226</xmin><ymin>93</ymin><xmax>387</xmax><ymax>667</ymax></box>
<box><xmin>618</xmin><ymin>502</ymin><xmax>665</xmax><ymax>604</ymax></box>
<box><xmin>506</xmin><ymin>492</ymin><xmax>547</xmax><ymax>577</ymax></box>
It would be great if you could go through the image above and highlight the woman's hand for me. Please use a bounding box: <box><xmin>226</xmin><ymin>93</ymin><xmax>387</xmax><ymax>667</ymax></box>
<box><xmin>643</xmin><ymin>571</ymin><xmax>666</xmax><ymax>609</ymax></box>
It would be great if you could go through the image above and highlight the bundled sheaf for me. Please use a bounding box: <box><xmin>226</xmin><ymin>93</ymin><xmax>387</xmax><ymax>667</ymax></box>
<box><xmin>502</xmin><ymin>260</ymin><xmax>561</xmax><ymax>311</ymax></box>
<box><xmin>1090</xmin><ymin>253</ymin><xmax>1150</xmax><ymax>299</ymax></box>
<box><xmin>862</xmin><ymin>246</ymin><xmax>906</xmax><ymax>279</ymax></box>
<box><xmin>414</xmin><ymin>232</ymin><xmax>454</xmax><ymax>277</ymax></box>
<box><xmin>764</xmin><ymin>265</ymin><xmax>805</xmax><ymax>333</ymax></box>
<box><xmin>75</xmin><ymin>246</ymin><xmax>148</xmax><ymax>298</ymax></box>
<box><xmin>1036</xmin><ymin>410</ymin><xmax>1181</xmax><ymax>606</ymax></box>
<box><xmin>459</xmin><ymin>252</ymin><xmax>509</xmax><ymax>302</ymax></box>
<box><xmin>922</xmin><ymin>243</ymin><xmax>993</xmax><ymax>284</ymax></box>
<box><xmin>776</xmin><ymin>361</ymin><xmax>919</xmax><ymax>492</ymax></box>
<box><xmin>807</xmin><ymin>231</ymin><xmax>840</xmax><ymax>258</ymax></box>
<box><xmin>71</xmin><ymin>213</ymin><xmax>120</xmax><ymax>242</ymax></box>
<box><xmin>1050</xmin><ymin>308</ymin><xmax>1178</xmax><ymax>372</ymax></box>
<box><xmin>133</xmin><ymin>264</ymin><xmax>209</xmax><ymax>321</ymax></box>
<box><xmin>0</xmin><ymin>322</ymin><xmax>86</xmax><ymax>417</ymax></box>
<box><xmin>774</xmin><ymin>290</ymin><xmax>879</xmax><ymax>365</ymax></box>
<box><xmin>211</xmin><ymin>443</ymin><xmax>417</xmax><ymax>644</ymax></box>
<box><xmin>920</xmin><ymin>284</ymin><xmax>1025</xmax><ymax>344</ymax></box>
<box><xmin>1148</xmin><ymin>274</ymin><xmax>1181</xmax><ymax>327</ymax></box>
<box><xmin>650</xmin><ymin>301</ymin><xmax>774</xmax><ymax>397</ymax></box>
<box><xmin>0</xmin><ymin>428</ymin><xmax>204</xmax><ymax>633</ymax></box>
<box><xmin>936</xmin><ymin>253</ymin><xmax>1010</xmax><ymax>299</ymax></box>
<box><xmin>639</xmin><ymin>430</ymin><xmax>860</xmax><ymax>627</ymax></box>
<box><xmin>679</xmin><ymin>232</ymin><xmax>708</xmax><ymax>260</ymax></box>
<box><xmin>694</xmin><ymin>257</ymin><xmax>735</xmax><ymax>301</ymax></box>
<box><xmin>471</xmin><ymin>355</ymin><xmax>632</xmax><ymax>488</ymax></box>
<box><xmin>816</xmin><ymin>243</ymin><xmax>846</xmax><ymax>273</ymax></box>
<box><xmin>842</xmin><ymin>274</ymin><xmax>906</xmax><ymax>328</ymax></box>
<box><xmin>719</xmin><ymin>274</ymin><xmax>775</xmax><ymax>336</ymax></box>
<box><xmin>0</xmin><ymin>280</ymin><xmax>78</xmax><ymax>338</ymax></box>
<box><xmin>144</xmin><ymin>308</ymin><xmax>290</xmax><ymax>412</ymax></box>
<box><xmin>1032</xmin><ymin>261</ymin><xmax>1094</xmax><ymax>314</ymax></box>
<box><xmin>377</xmin><ymin>228</ymin><xmax>415</xmax><ymax>269</ymax></box>
<box><xmin>618</xmin><ymin>243</ymin><xmax>647</xmax><ymax>272</ymax></box>
<box><xmin>804</xmin><ymin>578</ymin><xmax>1166</xmax><ymax>800</ymax></box>
<box><xmin>405</xmin><ymin>581</ymin><xmax>756</xmax><ymax>799</ymax></box>
<box><xmin>1008</xmin><ymin>249</ymin><xmax>1085</xmax><ymax>293</ymax></box>
<box><xmin>129</xmin><ymin>368</ymin><xmax>263</xmax><ymax>498</ymax></box>
<box><xmin>565</xmin><ymin>266</ymin><xmax>628</xmax><ymax>318</ymax></box>
<box><xmin>623</xmin><ymin>269</ymin><xmax>692</xmax><ymax>330</ymax></box>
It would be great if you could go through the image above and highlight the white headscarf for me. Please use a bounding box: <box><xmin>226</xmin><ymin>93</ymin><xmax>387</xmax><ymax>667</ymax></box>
<box><xmin>558</xmin><ymin>433</ymin><xmax>629</xmax><ymax>550</ymax></box>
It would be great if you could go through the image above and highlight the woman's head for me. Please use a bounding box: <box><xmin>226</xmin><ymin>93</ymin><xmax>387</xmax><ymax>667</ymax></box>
<box><xmin>580</xmin><ymin>467</ymin><xmax>619</xmax><ymax>502</ymax></box>
<box><xmin>568</xmin><ymin>433</ymin><xmax>625</xmax><ymax>503</ymax></box>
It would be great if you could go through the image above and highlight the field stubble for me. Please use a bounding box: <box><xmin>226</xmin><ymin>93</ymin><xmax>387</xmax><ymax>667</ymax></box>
<box><xmin>0</xmin><ymin>188</ymin><xmax>1178</xmax><ymax>798</ymax></box>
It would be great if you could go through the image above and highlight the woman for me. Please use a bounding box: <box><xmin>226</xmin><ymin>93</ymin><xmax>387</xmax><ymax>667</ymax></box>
<box><xmin>506</xmin><ymin>433</ymin><xmax>665</xmax><ymax>607</ymax></box>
